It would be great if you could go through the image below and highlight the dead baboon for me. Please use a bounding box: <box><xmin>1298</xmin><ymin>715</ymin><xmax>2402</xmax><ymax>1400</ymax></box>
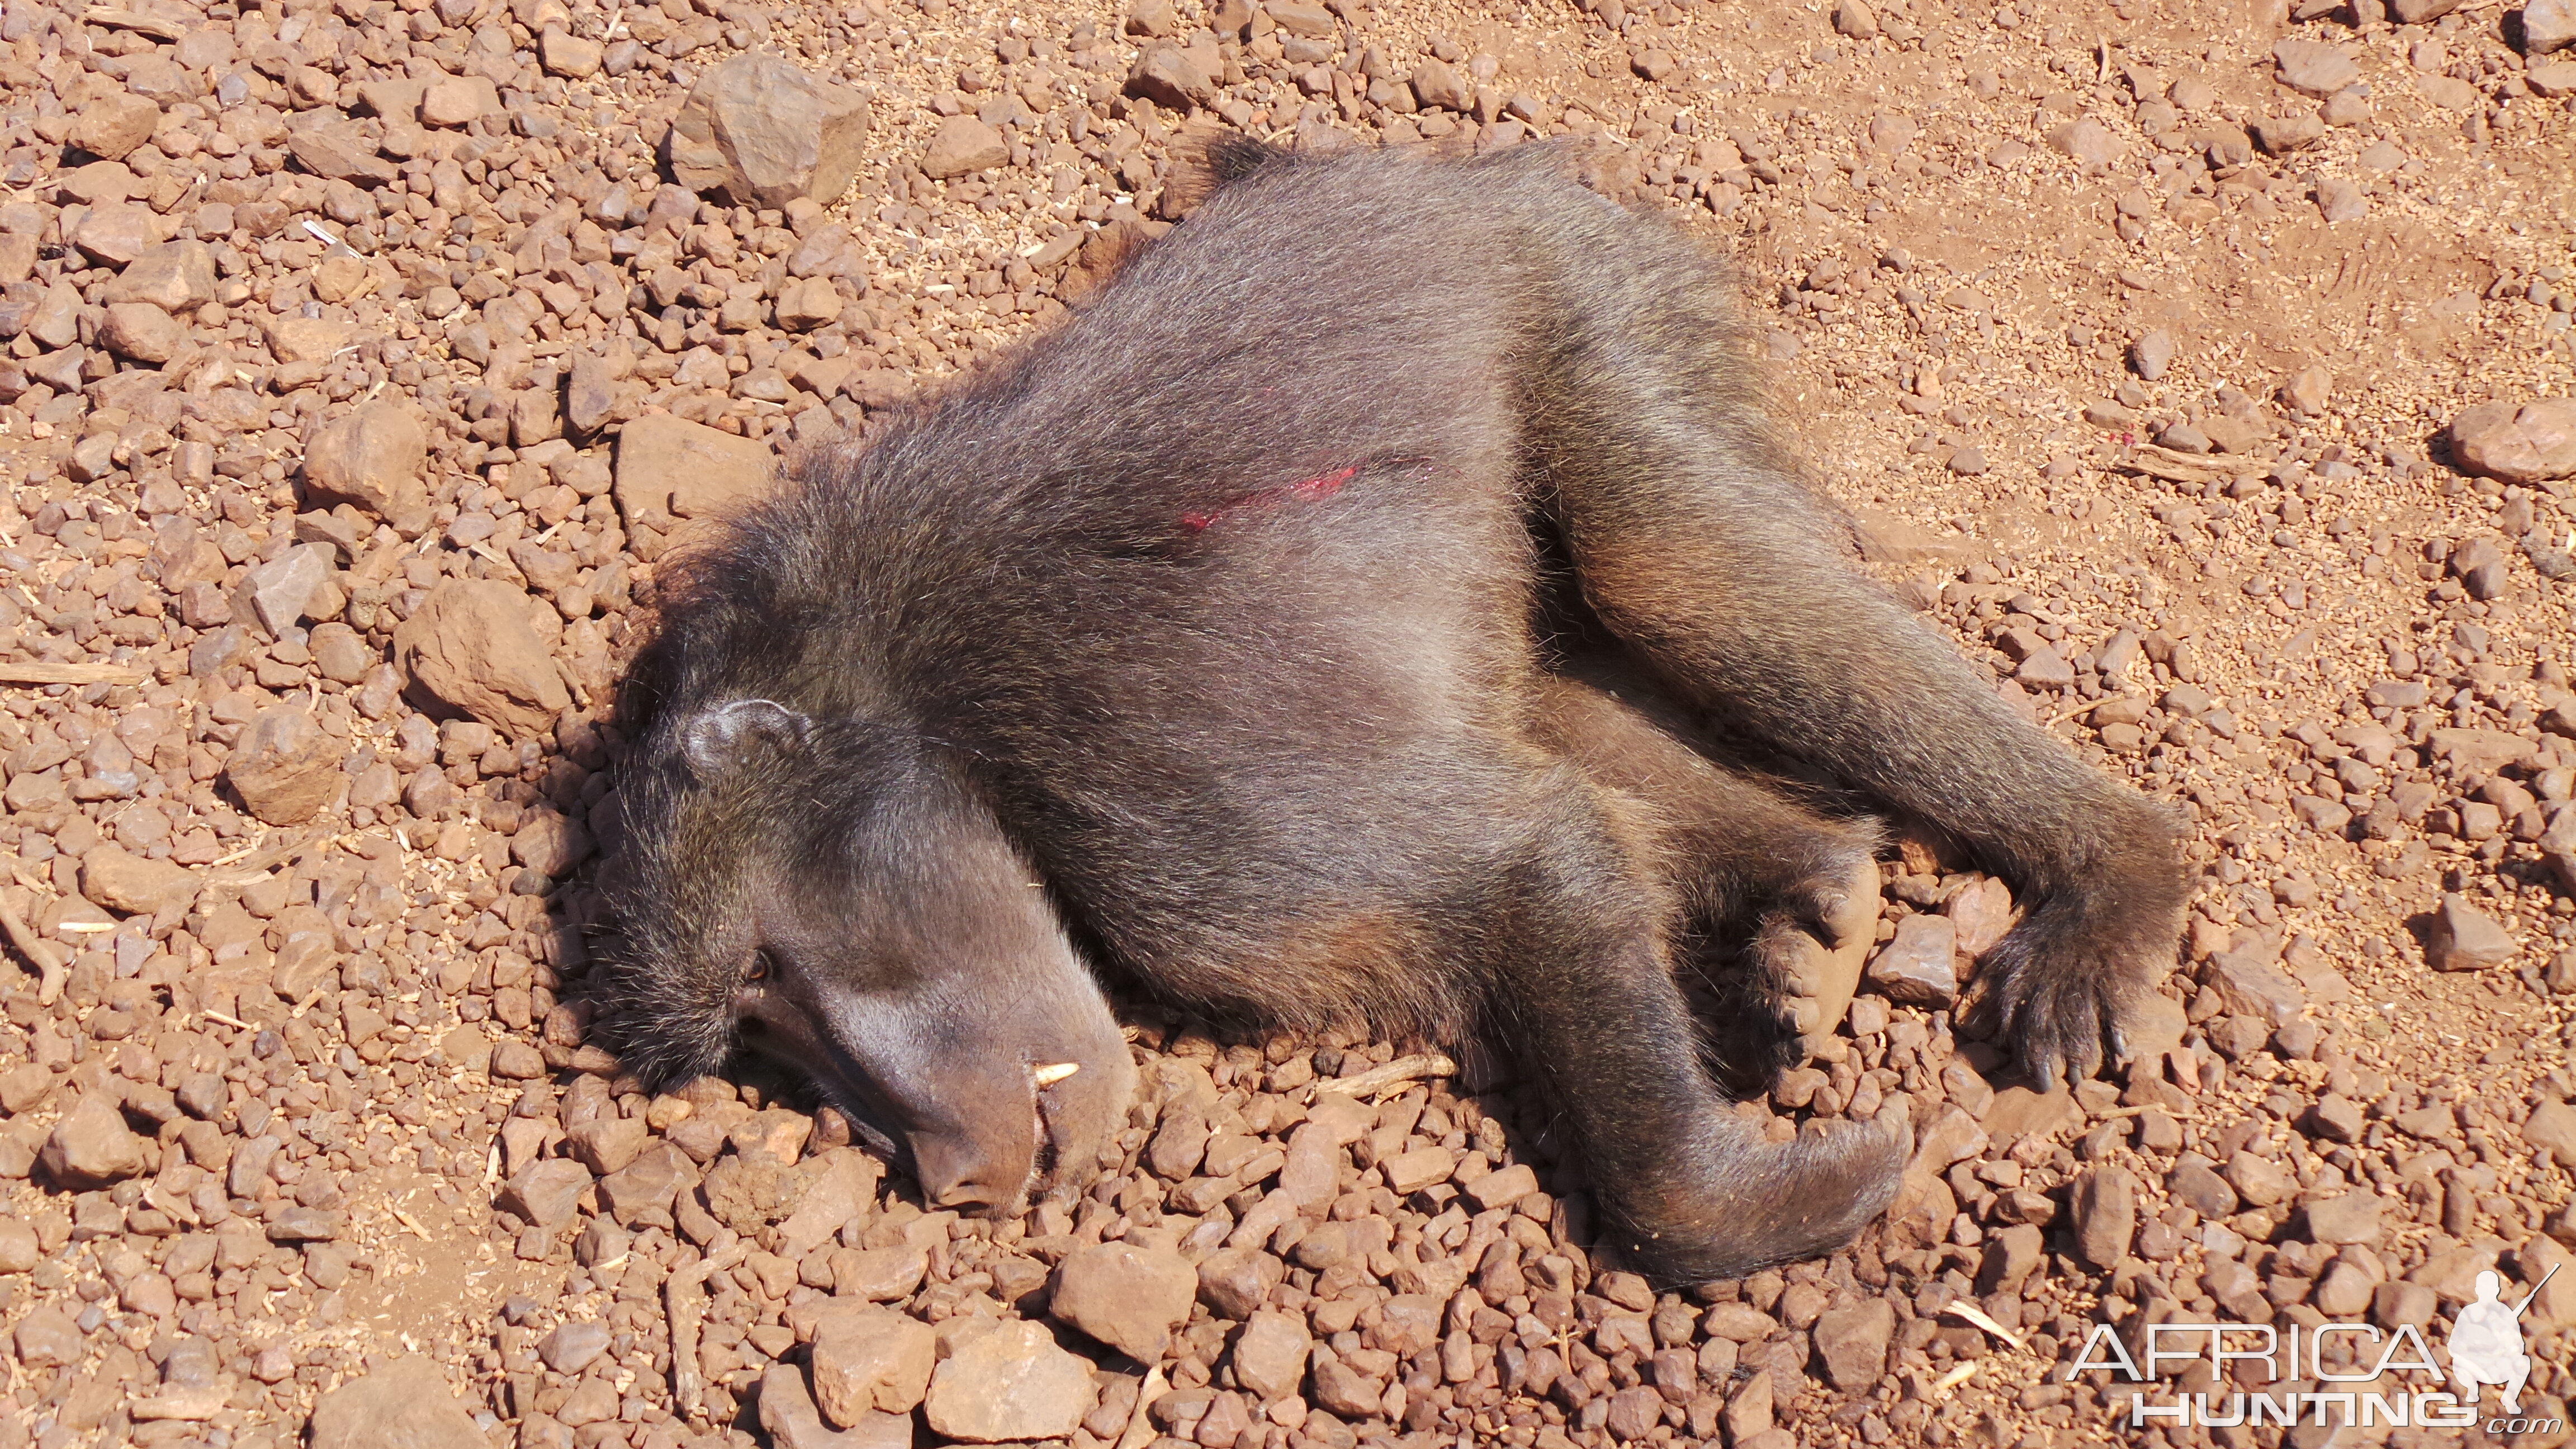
<box><xmin>599</xmin><ymin>139</ymin><xmax>2189</xmax><ymax>1284</ymax></box>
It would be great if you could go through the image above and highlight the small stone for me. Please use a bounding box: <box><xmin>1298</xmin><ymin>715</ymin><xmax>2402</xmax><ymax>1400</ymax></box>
<box><xmin>2205</xmin><ymin>937</ymin><xmax>2305</xmax><ymax>1027</ymax></box>
<box><xmin>2528</xmin><ymin>0</ymin><xmax>2576</xmax><ymax>53</ymax></box>
<box><xmin>614</xmin><ymin>412</ymin><xmax>775</xmax><ymax>559</ymax></box>
<box><xmin>79</xmin><ymin>846</ymin><xmax>199</xmax><ymax>917</ymax></box>
<box><xmin>2130</xmin><ymin>329</ymin><xmax>2175</xmax><ymax>381</ymax></box>
<box><xmin>99</xmin><ymin>301</ymin><xmax>186</xmax><ymax>362</ymax></box>
<box><xmin>1380</xmin><ymin>1143</ymin><xmax>1459</xmax><ymax>1194</ymax></box>
<box><xmin>2316</xmin><ymin>177</ymin><xmax>2367</xmax><ymax>223</ymax></box>
<box><xmin>2226</xmin><ymin>1150</ymin><xmax>2293</xmax><ymax>1208</ymax></box>
<box><xmin>40</xmin><ymin>1096</ymin><xmax>146</xmax><ymax>1188</ymax></box>
<box><xmin>2168</xmin><ymin>1159</ymin><xmax>2238</xmax><ymax>1217</ymax></box>
<box><xmin>2304</xmin><ymin>1192</ymin><xmax>2386</xmax><ymax>1246</ymax></box>
<box><xmin>308</xmin><ymin>1357</ymin><xmax>485</xmax><ymax>1449</ymax></box>
<box><xmin>2450</xmin><ymin>399</ymin><xmax>2576</xmax><ymax>484</ymax></box>
<box><xmin>496</xmin><ymin>1158</ymin><xmax>592</xmax><ymax>1230</ymax></box>
<box><xmin>2427</xmin><ymin>893</ymin><xmax>2515</xmax><ymax>970</ymax></box>
<box><xmin>812</xmin><ymin>1304</ymin><xmax>936</xmax><ymax>1422</ymax></box>
<box><xmin>2046</xmin><ymin>116</ymin><xmax>2123</xmax><ymax>171</ymax></box>
<box><xmin>512</xmin><ymin>809</ymin><xmax>595</xmax><ymax>879</ymax></box>
<box><xmin>393</xmin><ymin>580</ymin><xmax>574</xmax><ymax>738</ymax></box>
<box><xmin>1230</xmin><ymin>1310</ymin><xmax>1310</xmax><ymax>1401</ymax></box>
<box><xmin>540</xmin><ymin>27</ymin><xmax>604</xmax><ymax>78</ymax></box>
<box><xmin>104</xmin><ymin>240</ymin><xmax>216</xmax><ymax>312</ymax></box>
<box><xmin>1463</xmin><ymin>1162</ymin><xmax>1540</xmax><ymax>1210</ymax></box>
<box><xmin>286</xmin><ymin>128</ymin><xmax>395</xmax><ymax>186</ymax></box>
<box><xmin>540</xmin><ymin>1320</ymin><xmax>612</xmax><ymax>1374</ymax></box>
<box><xmin>922</xmin><ymin>1319</ymin><xmax>1097</xmax><ymax>1442</ymax></box>
<box><xmin>267</xmin><ymin>1207</ymin><xmax>345</xmax><ymax>1242</ymax></box>
<box><xmin>2525</xmin><ymin>1098</ymin><xmax>2576</xmax><ymax>1169</ymax></box>
<box><xmin>565</xmin><ymin>1114</ymin><xmax>647</xmax><ymax>1176</ymax></box>
<box><xmin>2305</xmin><ymin>1094</ymin><xmax>2367</xmax><ymax>1144</ymax></box>
<box><xmin>597</xmin><ymin>1142</ymin><xmax>694</xmax><ymax>1223</ymax></box>
<box><xmin>921</xmin><ymin>116</ymin><xmax>1010</xmax><ymax>179</ymax></box>
<box><xmin>777</xmin><ymin>274</ymin><xmax>845</xmax><ymax>332</ymax></box>
<box><xmin>2314</xmin><ymin>1259</ymin><xmax>2377</xmax><ymax>1316</ymax></box>
<box><xmin>1268</xmin><ymin>1</ymin><xmax>1336</xmax><ymax>35</ymax></box>
<box><xmin>2071</xmin><ymin>1165</ymin><xmax>2137</xmax><ymax>1267</ymax></box>
<box><xmin>263</xmin><ymin>314</ymin><xmax>360</xmax><ymax>364</ymax></box>
<box><xmin>1411</xmin><ymin>59</ymin><xmax>1472</xmax><ymax>111</ymax></box>
<box><xmin>305</xmin><ymin>401</ymin><xmax>430</xmax><ymax>531</ymax></box>
<box><xmin>419</xmin><ymin>75</ymin><xmax>498</xmax><ymax>126</ymax></box>
<box><xmin>761</xmin><ymin>1363</ymin><xmax>911</xmax><ymax>1449</ymax></box>
<box><xmin>1196</xmin><ymin>1247</ymin><xmax>1282</xmax><ymax>1319</ymax></box>
<box><xmin>224</xmin><ymin>705</ymin><xmax>346</xmax><ymax>825</ymax></box>
<box><xmin>1051</xmin><ymin>1239</ymin><xmax>1196</xmax><ymax>1361</ymax></box>
<box><xmin>2251</xmin><ymin>112</ymin><xmax>2326</xmax><ymax>153</ymax></box>
<box><xmin>2279</xmin><ymin>364</ymin><xmax>2332</xmax><ymax>416</ymax></box>
<box><xmin>1810</xmin><ymin>1298</ymin><xmax>1893</xmax><ymax>1390</ymax></box>
<box><xmin>1128</xmin><ymin>45</ymin><xmax>1218</xmax><ymax>110</ymax></box>
<box><xmin>1630</xmin><ymin>49</ymin><xmax>1676</xmax><ymax>82</ymax></box>
<box><xmin>2526</xmin><ymin>59</ymin><xmax>2576</xmax><ymax>96</ymax></box>
<box><xmin>242</xmin><ymin>543</ymin><xmax>338</xmax><ymax>636</ymax></box>
<box><xmin>2274</xmin><ymin>39</ymin><xmax>2361</xmax><ymax>95</ymax></box>
<box><xmin>1833</xmin><ymin>0</ymin><xmax>1878</xmax><ymax>37</ymax></box>
<box><xmin>1867</xmin><ymin>912</ymin><xmax>1957</xmax><ymax>1006</ymax></box>
<box><xmin>833</xmin><ymin>1245</ymin><xmax>929</xmax><ymax>1301</ymax></box>
<box><xmin>73</xmin><ymin>202</ymin><xmax>162</xmax><ymax>267</ymax></box>
<box><xmin>0</xmin><ymin>1219</ymin><xmax>32</xmax><ymax>1272</ymax></box>
<box><xmin>72</xmin><ymin>92</ymin><xmax>162</xmax><ymax>161</ymax></box>
<box><xmin>667</xmin><ymin>54</ymin><xmax>872</xmax><ymax>209</ymax></box>
<box><xmin>13</xmin><ymin>1306</ymin><xmax>82</xmax><ymax>1366</ymax></box>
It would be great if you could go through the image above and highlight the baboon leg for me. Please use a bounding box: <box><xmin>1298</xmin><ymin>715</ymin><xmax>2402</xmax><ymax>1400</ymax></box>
<box><xmin>1535</xmin><ymin>675</ymin><xmax>1879</xmax><ymax>1091</ymax></box>
<box><xmin>1524</xmin><ymin>271</ymin><xmax>2187</xmax><ymax>1085</ymax></box>
<box><xmin>1490</xmin><ymin>770</ymin><xmax>1906</xmax><ymax>1285</ymax></box>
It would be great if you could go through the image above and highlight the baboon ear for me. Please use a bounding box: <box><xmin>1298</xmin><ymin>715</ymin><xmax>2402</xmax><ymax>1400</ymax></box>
<box><xmin>679</xmin><ymin>699</ymin><xmax>810</xmax><ymax>776</ymax></box>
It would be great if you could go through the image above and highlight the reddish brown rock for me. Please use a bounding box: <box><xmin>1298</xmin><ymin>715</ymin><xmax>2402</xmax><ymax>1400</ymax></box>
<box><xmin>308</xmin><ymin>1357</ymin><xmax>486</xmax><ymax>1449</ymax></box>
<box><xmin>1050</xmin><ymin>1239</ymin><xmax>1195</xmax><ymax>1361</ymax></box>
<box><xmin>72</xmin><ymin>92</ymin><xmax>162</xmax><ymax>162</ymax></box>
<box><xmin>2451</xmin><ymin>399</ymin><xmax>2576</xmax><ymax>484</ymax></box>
<box><xmin>79</xmin><ymin>846</ymin><xmax>200</xmax><ymax>917</ymax></box>
<box><xmin>392</xmin><ymin>580</ymin><xmax>574</xmax><ymax>738</ymax></box>
<box><xmin>923</xmin><ymin>1320</ymin><xmax>1096</xmax><ymax>1442</ymax></box>
<box><xmin>304</xmin><ymin>400</ymin><xmax>430</xmax><ymax>531</ymax></box>
<box><xmin>811</xmin><ymin>1304</ymin><xmax>936</xmax><ymax>1423</ymax></box>
<box><xmin>921</xmin><ymin>116</ymin><xmax>1009</xmax><ymax>179</ymax></box>
<box><xmin>613</xmin><ymin>412</ymin><xmax>774</xmax><ymax>560</ymax></box>
<box><xmin>224</xmin><ymin>705</ymin><xmax>347</xmax><ymax>825</ymax></box>
<box><xmin>39</xmin><ymin>1096</ymin><xmax>146</xmax><ymax>1188</ymax></box>
<box><xmin>668</xmin><ymin>53</ymin><xmax>872</xmax><ymax>209</ymax></box>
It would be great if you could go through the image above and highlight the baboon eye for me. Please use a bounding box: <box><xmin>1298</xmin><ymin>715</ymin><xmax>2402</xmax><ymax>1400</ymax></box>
<box><xmin>742</xmin><ymin>951</ymin><xmax>773</xmax><ymax>984</ymax></box>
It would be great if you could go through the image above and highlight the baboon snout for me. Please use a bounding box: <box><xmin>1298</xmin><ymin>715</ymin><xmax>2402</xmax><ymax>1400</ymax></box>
<box><xmin>902</xmin><ymin>1036</ymin><xmax>1137</xmax><ymax>1214</ymax></box>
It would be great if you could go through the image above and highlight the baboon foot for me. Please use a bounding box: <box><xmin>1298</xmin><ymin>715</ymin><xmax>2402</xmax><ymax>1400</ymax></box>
<box><xmin>1752</xmin><ymin>848</ymin><xmax>1883</xmax><ymax>1059</ymax></box>
<box><xmin>1609</xmin><ymin>1107</ymin><xmax>1911</xmax><ymax>1287</ymax></box>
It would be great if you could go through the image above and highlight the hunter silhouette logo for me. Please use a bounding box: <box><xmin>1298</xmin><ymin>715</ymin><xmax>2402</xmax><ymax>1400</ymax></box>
<box><xmin>2064</xmin><ymin>1259</ymin><xmax>2564</xmax><ymax>1434</ymax></box>
<box><xmin>2449</xmin><ymin>1265</ymin><xmax>2555</xmax><ymax>1415</ymax></box>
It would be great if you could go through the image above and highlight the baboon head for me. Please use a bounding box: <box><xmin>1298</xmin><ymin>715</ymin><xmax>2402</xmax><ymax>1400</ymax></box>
<box><xmin>600</xmin><ymin>698</ymin><xmax>1137</xmax><ymax>1216</ymax></box>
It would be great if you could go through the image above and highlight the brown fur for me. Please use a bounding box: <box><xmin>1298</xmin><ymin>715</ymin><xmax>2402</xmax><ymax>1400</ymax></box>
<box><xmin>599</xmin><ymin>140</ymin><xmax>2188</xmax><ymax>1284</ymax></box>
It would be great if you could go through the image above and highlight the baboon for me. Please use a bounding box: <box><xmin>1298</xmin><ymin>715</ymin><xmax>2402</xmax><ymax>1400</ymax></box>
<box><xmin>600</xmin><ymin>139</ymin><xmax>2188</xmax><ymax>1284</ymax></box>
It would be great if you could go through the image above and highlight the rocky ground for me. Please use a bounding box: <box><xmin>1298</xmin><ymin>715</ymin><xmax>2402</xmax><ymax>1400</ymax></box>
<box><xmin>0</xmin><ymin>0</ymin><xmax>2573</xmax><ymax>1445</ymax></box>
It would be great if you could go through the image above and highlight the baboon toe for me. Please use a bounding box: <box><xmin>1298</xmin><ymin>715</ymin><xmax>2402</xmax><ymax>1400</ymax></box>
<box><xmin>1756</xmin><ymin>850</ymin><xmax>1883</xmax><ymax>1058</ymax></box>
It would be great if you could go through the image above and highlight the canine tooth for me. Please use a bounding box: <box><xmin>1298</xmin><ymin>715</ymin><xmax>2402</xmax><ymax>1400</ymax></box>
<box><xmin>1031</xmin><ymin>1062</ymin><xmax>1081</xmax><ymax>1087</ymax></box>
